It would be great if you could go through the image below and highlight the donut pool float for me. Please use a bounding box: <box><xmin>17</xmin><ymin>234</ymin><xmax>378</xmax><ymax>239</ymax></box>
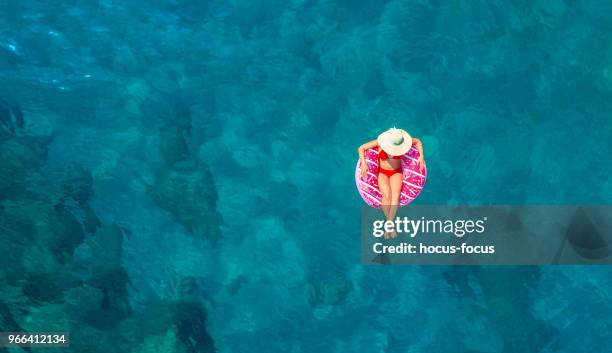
<box><xmin>355</xmin><ymin>147</ymin><xmax>427</xmax><ymax>208</ymax></box>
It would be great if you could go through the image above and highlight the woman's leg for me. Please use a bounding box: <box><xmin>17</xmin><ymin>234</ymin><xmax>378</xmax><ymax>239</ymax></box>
<box><xmin>385</xmin><ymin>172</ymin><xmax>403</xmax><ymax>238</ymax></box>
<box><xmin>378</xmin><ymin>172</ymin><xmax>391</xmax><ymax>221</ymax></box>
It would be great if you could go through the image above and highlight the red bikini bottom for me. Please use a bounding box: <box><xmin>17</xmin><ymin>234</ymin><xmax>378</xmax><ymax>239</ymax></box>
<box><xmin>379</xmin><ymin>168</ymin><xmax>402</xmax><ymax>177</ymax></box>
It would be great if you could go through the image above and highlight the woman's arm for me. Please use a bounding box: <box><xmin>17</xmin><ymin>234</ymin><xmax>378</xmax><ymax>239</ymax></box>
<box><xmin>358</xmin><ymin>139</ymin><xmax>379</xmax><ymax>177</ymax></box>
<box><xmin>412</xmin><ymin>137</ymin><xmax>425</xmax><ymax>169</ymax></box>
<box><xmin>358</xmin><ymin>139</ymin><xmax>379</xmax><ymax>163</ymax></box>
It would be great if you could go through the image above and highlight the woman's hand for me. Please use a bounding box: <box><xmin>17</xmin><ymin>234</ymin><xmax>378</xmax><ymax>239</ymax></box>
<box><xmin>418</xmin><ymin>157</ymin><xmax>426</xmax><ymax>172</ymax></box>
<box><xmin>413</xmin><ymin>138</ymin><xmax>426</xmax><ymax>173</ymax></box>
<box><xmin>358</xmin><ymin>140</ymin><xmax>379</xmax><ymax>179</ymax></box>
<box><xmin>360</xmin><ymin>161</ymin><xmax>368</xmax><ymax>178</ymax></box>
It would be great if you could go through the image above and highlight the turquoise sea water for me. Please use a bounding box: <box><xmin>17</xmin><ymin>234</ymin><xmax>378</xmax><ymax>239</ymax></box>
<box><xmin>1</xmin><ymin>1</ymin><xmax>612</xmax><ymax>352</ymax></box>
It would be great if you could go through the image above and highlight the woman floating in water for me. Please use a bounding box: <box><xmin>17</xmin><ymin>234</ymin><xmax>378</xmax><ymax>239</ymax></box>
<box><xmin>357</xmin><ymin>128</ymin><xmax>426</xmax><ymax>238</ymax></box>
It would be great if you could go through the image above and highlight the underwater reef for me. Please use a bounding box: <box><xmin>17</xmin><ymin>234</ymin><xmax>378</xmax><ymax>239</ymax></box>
<box><xmin>1</xmin><ymin>0</ymin><xmax>612</xmax><ymax>352</ymax></box>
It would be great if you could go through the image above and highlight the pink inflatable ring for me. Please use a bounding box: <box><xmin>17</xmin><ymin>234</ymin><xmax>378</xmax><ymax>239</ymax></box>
<box><xmin>355</xmin><ymin>147</ymin><xmax>427</xmax><ymax>208</ymax></box>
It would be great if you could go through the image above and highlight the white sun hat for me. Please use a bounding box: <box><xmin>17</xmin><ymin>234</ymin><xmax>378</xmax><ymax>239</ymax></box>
<box><xmin>377</xmin><ymin>127</ymin><xmax>412</xmax><ymax>156</ymax></box>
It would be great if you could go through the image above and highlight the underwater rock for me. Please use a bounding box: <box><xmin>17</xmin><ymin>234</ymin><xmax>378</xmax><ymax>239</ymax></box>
<box><xmin>482</xmin><ymin>296</ymin><xmax>558</xmax><ymax>353</ymax></box>
<box><xmin>504</xmin><ymin>208</ymin><xmax>524</xmax><ymax>232</ymax></box>
<box><xmin>85</xmin><ymin>267</ymin><xmax>132</xmax><ymax>329</ymax></box>
<box><xmin>173</xmin><ymin>301</ymin><xmax>216</xmax><ymax>353</ymax></box>
<box><xmin>126</xmin><ymin>79</ymin><xmax>153</xmax><ymax>104</ymax></box>
<box><xmin>49</xmin><ymin>205</ymin><xmax>86</xmax><ymax>264</ymax></box>
<box><xmin>149</xmin><ymin>159</ymin><xmax>222</xmax><ymax>241</ymax></box>
<box><xmin>226</xmin><ymin>274</ymin><xmax>248</xmax><ymax>296</ymax></box>
<box><xmin>372</xmin><ymin>252</ymin><xmax>391</xmax><ymax>265</ymax></box>
<box><xmin>0</xmin><ymin>130</ymin><xmax>52</xmax><ymax>202</ymax></box>
<box><xmin>87</xmin><ymin>225</ymin><xmax>125</xmax><ymax>270</ymax></box>
<box><xmin>0</xmin><ymin>302</ymin><xmax>27</xmax><ymax>338</ymax></box>
<box><xmin>1</xmin><ymin>189</ymin><xmax>87</xmax><ymax>271</ymax></box>
<box><xmin>132</xmin><ymin>327</ymin><xmax>180</xmax><ymax>353</ymax></box>
<box><xmin>156</xmin><ymin>89</ymin><xmax>197</xmax><ymax>165</ymax></box>
<box><xmin>0</xmin><ymin>138</ymin><xmax>44</xmax><ymax>195</ymax></box>
<box><xmin>158</xmin><ymin>122</ymin><xmax>190</xmax><ymax>165</ymax></box>
<box><xmin>18</xmin><ymin>302</ymin><xmax>71</xmax><ymax>333</ymax></box>
<box><xmin>308</xmin><ymin>275</ymin><xmax>354</xmax><ymax>306</ymax></box>
<box><xmin>94</xmin><ymin>268</ymin><xmax>131</xmax><ymax>312</ymax></box>
<box><xmin>64</xmin><ymin>284</ymin><xmax>105</xmax><ymax>318</ymax></box>
<box><xmin>566</xmin><ymin>207</ymin><xmax>611</xmax><ymax>260</ymax></box>
<box><xmin>25</xmin><ymin>165</ymin><xmax>100</xmax><ymax>264</ymax></box>
<box><xmin>188</xmin><ymin>93</ymin><xmax>220</xmax><ymax>144</ymax></box>
<box><xmin>127</xmin><ymin>300</ymin><xmax>216</xmax><ymax>353</ymax></box>
<box><xmin>170</xmin><ymin>94</ymin><xmax>195</xmax><ymax>132</ymax></box>
<box><xmin>0</xmin><ymin>101</ymin><xmax>24</xmax><ymax>136</ymax></box>
<box><xmin>0</xmin><ymin>104</ymin><xmax>10</xmax><ymax>131</ymax></box>
<box><xmin>111</xmin><ymin>45</ymin><xmax>143</xmax><ymax>77</ymax></box>
<box><xmin>79</xmin><ymin>204</ymin><xmax>101</xmax><ymax>235</ymax></box>
<box><xmin>21</xmin><ymin>272</ymin><xmax>72</xmax><ymax>303</ymax></box>
<box><xmin>8</xmin><ymin>182</ymin><xmax>88</xmax><ymax>266</ymax></box>
<box><xmin>147</xmin><ymin>67</ymin><xmax>181</xmax><ymax>95</ymax></box>
<box><xmin>59</xmin><ymin>165</ymin><xmax>95</xmax><ymax>206</ymax></box>
<box><xmin>301</xmin><ymin>87</ymin><xmax>345</xmax><ymax>139</ymax></box>
<box><xmin>467</xmin><ymin>266</ymin><xmax>558</xmax><ymax>352</ymax></box>
<box><xmin>0</xmin><ymin>202</ymin><xmax>32</xmax><ymax>273</ymax></box>
<box><xmin>174</xmin><ymin>276</ymin><xmax>200</xmax><ymax>302</ymax></box>
<box><xmin>161</xmin><ymin>267</ymin><xmax>203</xmax><ymax>302</ymax></box>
